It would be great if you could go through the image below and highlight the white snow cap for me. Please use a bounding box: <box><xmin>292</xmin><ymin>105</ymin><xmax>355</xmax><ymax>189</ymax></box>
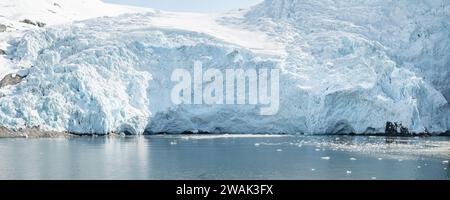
<box><xmin>0</xmin><ymin>0</ymin><xmax>149</xmax><ymax>25</ymax></box>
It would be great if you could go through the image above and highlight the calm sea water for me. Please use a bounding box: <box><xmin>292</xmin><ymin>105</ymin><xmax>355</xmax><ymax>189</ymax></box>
<box><xmin>0</xmin><ymin>135</ymin><xmax>449</xmax><ymax>180</ymax></box>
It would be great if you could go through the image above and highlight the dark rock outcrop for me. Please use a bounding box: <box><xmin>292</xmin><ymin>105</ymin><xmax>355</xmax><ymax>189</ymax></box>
<box><xmin>0</xmin><ymin>74</ymin><xmax>26</xmax><ymax>88</ymax></box>
<box><xmin>36</xmin><ymin>21</ymin><xmax>46</xmax><ymax>28</ymax></box>
<box><xmin>440</xmin><ymin>130</ymin><xmax>450</xmax><ymax>136</ymax></box>
<box><xmin>20</xmin><ymin>19</ymin><xmax>35</xmax><ymax>25</ymax></box>
<box><xmin>385</xmin><ymin>121</ymin><xmax>410</xmax><ymax>136</ymax></box>
<box><xmin>0</xmin><ymin>49</ymin><xmax>6</xmax><ymax>55</ymax></box>
<box><xmin>20</xmin><ymin>19</ymin><xmax>46</xmax><ymax>28</ymax></box>
<box><xmin>385</xmin><ymin>122</ymin><xmax>397</xmax><ymax>134</ymax></box>
<box><xmin>0</xmin><ymin>24</ymin><xmax>6</xmax><ymax>32</ymax></box>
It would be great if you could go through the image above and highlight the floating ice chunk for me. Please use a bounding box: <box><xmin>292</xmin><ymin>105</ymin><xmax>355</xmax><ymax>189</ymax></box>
<box><xmin>346</xmin><ymin>171</ymin><xmax>352</xmax><ymax>175</ymax></box>
<box><xmin>276</xmin><ymin>149</ymin><xmax>283</xmax><ymax>152</ymax></box>
<box><xmin>254</xmin><ymin>143</ymin><xmax>260</xmax><ymax>147</ymax></box>
<box><xmin>417</xmin><ymin>166</ymin><xmax>421</xmax><ymax>169</ymax></box>
<box><xmin>371</xmin><ymin>177</ymin><xmax>377</xmax><ymax>180</ymax></box>
<box><xmin>378</xmin><ymin>158</ymin><xmax>383</xmax><ymax>161</ymax></box>
<box><xmin>350</xmin><ymin>158</ymin><xmax>357</xmax><ymax>161</ymax></box>
<box><xmin>170</xmin><ymin>141</ymin><xmax>177</xmax><ymax>145</ymax></box>
<box><xmin>311</xmin><ymin>168</ymin><xmax>316</xmax><ymax>171</ymax></box>
<box><xmin>315</xmin><ymin>149</ymin><xmax>321</xmax><ymax>151</ymax></box>
<box><xmin>398</xmin><ymin>159</ymin><xmax>403</xmax><ymax>162</ymax></box>
<box><xmin>443</xmin><ymin>160</ymin><xmax>449</xmax><ymax>164</ymax></box>
<box><xmin>321</xmin><ymin>157</ymin><xmax>331</xmax><ymax>160</ymax></box>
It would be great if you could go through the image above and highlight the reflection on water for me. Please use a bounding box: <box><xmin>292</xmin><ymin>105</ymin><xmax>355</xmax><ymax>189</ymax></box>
<box><xmin>0</xmin><ymin>135</ymin><xmax>449</xmax><ymax>180</ymax></box>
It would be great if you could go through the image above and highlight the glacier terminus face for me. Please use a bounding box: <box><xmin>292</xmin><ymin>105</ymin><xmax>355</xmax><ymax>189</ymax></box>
<box><xmin>170</xmin><ymin>61</ymin><xmax>280</xmax><ymax>116</ymax></box>
<box><xmin>0</xmin><ymin>0</ymin><xmax>449</xmax><ymax>135</ymax></box>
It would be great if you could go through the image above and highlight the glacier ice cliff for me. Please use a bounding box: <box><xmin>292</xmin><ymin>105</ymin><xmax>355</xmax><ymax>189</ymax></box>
<box><xmin>0</xmin><ymin>0</ymin><xmax>449</xmax><ymax>135</ymax></box>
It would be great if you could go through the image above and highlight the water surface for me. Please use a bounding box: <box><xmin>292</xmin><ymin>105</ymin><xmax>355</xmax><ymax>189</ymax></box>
<box><xmin>0</xmin><ymin>135</ymin><xmax>449</xmax><ymax>180</ymax></box>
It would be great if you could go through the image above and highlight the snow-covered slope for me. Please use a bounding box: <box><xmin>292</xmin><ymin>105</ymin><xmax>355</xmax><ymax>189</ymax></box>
<box><xmin>0</xmin><ymin>0</ymin><xmax>148</xmax><ymax>78</ymax></box>
<box><xmin>0</xmin><ymin>0</ymin><xmax>449</xmax><ymax>135</ymax></box>
<box><xmin>247</xmin><ymin>0</ymin><xmax>450</xmax><ymax>102</ymax></box>
<box><xmin>244</xmin><ymin>0</ymin><xmax>450</xmax><ymax>133</ymax></box>
<box><xmin>0</xmin><ymin>0</ymin><xmax>148</xmax><ymax>27</ymax></box>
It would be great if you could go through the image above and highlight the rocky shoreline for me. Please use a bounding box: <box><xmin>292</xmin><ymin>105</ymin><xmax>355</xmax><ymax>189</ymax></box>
<box><xmin>1</xmin><ymin>127</ymin><xmax>450</xmax><ymax>138</ymax></box>
<box><xmin>0</xmin><ymin>127</ymin><xmax>71</xmax><ymax>138</ymax></box>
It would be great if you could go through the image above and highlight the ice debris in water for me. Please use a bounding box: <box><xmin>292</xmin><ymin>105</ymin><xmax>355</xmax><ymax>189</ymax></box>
<box><xmin>321</xmin><ymin>157</ymin><xmax>331</xmax><ymax>160</ymax></box>
<box><xmin>346</xmin><ymin>171</ymin><xmax>352</xmax><ymax>175</ymax></box>
<box><xmin>350</xmin><ymin>157</ymin><xmax>357</xmax><ymax>161</ymax></box>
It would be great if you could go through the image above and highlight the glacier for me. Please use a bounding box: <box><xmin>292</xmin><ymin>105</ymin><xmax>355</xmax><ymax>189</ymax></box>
<box><xmin>0</xmin><ymin>0</ymin><xmax>449</xmax><ymax>135</ymax></box>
